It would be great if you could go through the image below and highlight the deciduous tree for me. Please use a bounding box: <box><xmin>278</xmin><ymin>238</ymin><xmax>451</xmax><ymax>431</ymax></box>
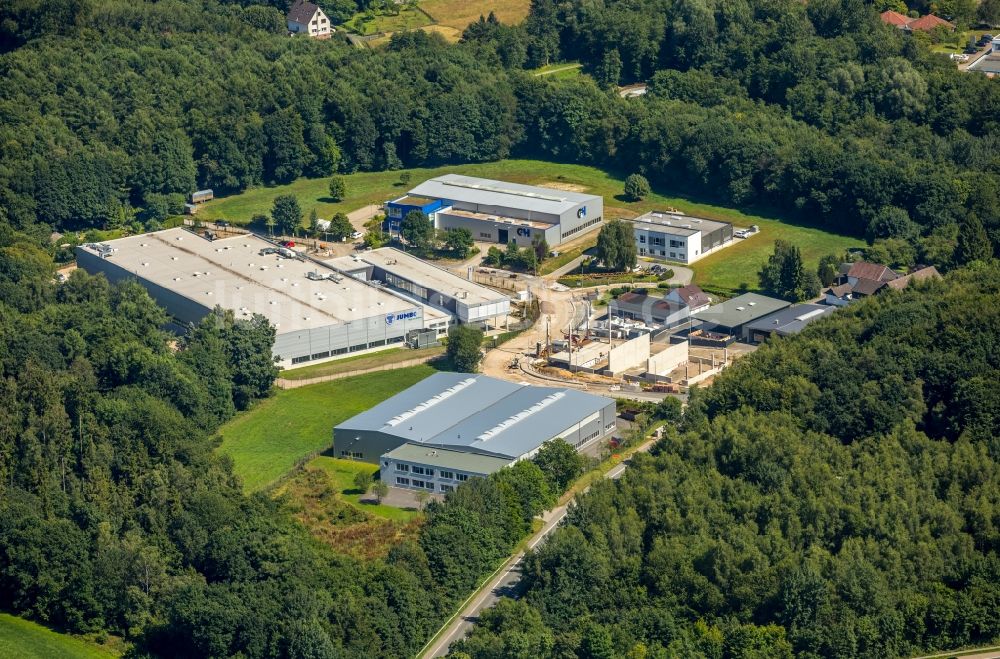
<box><xmin>446</xmin><ymin>325</ymin><xmax>484</xmax><ymax>373</ymax></box>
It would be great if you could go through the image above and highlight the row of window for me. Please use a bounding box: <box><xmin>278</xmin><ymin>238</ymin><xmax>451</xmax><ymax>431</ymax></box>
<box><xmin>339</xmin><ymin>450</ymin><xmax>364</xmax><ymax>459</ymax></box>
<box><xmin>479</xmin><ymin>232</ymin><xmax>492</xmax><ymax>239</ymax></box>
<box><xmin>395</xmin><ymin>477</ymin><xmax>454</xmax><ymax>493</ymax></box>
<box><xmin>288</xmin><ymin>336</ymin><xmax>406</xmax><ymax>364</ymax></box>
<box><xmin>394</xmin><ymin>464</ymin><xmax>470</xmax><ymax>482</ymax></box>
<box><xmin>384</xmin><ymin>272</ymin><xmax>429</xmax><ymax>301</ymax></box>
<box><xmin>562</xmin><ymin>216</ymin><xmax>602</xmax><ymax>239</ymax></box>
<box><xmin>638</xmin><ymin>248</ymin><xmax>686</xmax><ymax>261</ymax></box>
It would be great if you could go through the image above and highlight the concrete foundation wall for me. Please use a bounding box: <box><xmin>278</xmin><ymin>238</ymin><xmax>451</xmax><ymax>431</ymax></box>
<box><xmin>608</xmin><ymin>333</ymin><xmax>651</xmax><ymax>374</ymax></box>
<box><xmin>647</xmin><ymin>342</ymin><xmax>687</xmax><ymax>376</ymax></box>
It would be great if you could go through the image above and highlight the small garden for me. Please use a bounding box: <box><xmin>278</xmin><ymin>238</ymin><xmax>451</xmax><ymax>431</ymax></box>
<box><xmin>342</xmin><ymin>1</ymin><xmax>431</xmax><ymax>36</ymax></box>
<box><xmin>557</xmin><ymin>256</ymin><xmax>674</xmax><ymax>288</ymax></box>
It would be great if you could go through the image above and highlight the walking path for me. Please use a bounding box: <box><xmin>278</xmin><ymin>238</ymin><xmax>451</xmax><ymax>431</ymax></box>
<box><xmin>419</xmin><ymin>434</ymin><xmax>660</xmax><ymax>658</ymax></box>
<box><xmin>533</xmin><ymin>63</ymin><xmax>583</xmax><ymax>77</ymax></box>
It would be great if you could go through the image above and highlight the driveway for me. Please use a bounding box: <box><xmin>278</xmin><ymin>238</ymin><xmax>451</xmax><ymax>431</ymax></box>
<box><xmin>346</xmin><ymin>204</ymin><xmax>381</xmax><ymax>233</ymax></box>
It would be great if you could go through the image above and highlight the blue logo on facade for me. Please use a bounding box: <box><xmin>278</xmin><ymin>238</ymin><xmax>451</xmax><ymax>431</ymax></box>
<box><xmin>516</xmin><ymin>227</ymin><xmax>531</xmax><ymax>237</ymax></box>
<box><xmin>385</xmin><ymin>310</ymin><xmax>418</xmax><ymax>325</ymax></box>
<box><xmin>577</xmin><ymin>206</ymin><xmax>587</xmax><ymax>219</ymax></box>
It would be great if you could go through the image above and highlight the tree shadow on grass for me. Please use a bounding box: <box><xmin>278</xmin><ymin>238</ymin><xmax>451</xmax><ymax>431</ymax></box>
<box><xmin>613</xmin><ymin>193</ymin><xmax>639</xmax><ymax>204</ymax></box>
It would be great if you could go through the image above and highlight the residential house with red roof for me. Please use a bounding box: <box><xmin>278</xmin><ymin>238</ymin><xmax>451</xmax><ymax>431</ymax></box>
<box><xmin>880</xmin><ymin>10</ymin><xmax>955</xmax><ymax>33</ymax></box>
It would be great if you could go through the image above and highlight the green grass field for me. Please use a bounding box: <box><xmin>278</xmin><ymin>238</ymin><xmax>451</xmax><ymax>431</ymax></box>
<box><xmin>200</xmin><ymin>158</ymin><xmax>859</xmax><ymax>293</ymax></box>
<box><xmin>279</xmin><ymin>346</ymin><xmax>445</xmax><ymax>380</ymax></box>
<box><xmin>344</xmin><ymin>6</ymin><xmax>433</xmax><ymax>36</ymax></box>
<box><xmin>218</xmin><ymin>365</ymin><xmax>437</xmax><ymax>491</ymax></box>
<box><xmin>310</xmin><ymin>457</ymin><xmax>418</xmax><ymax>521</ymax></box>
<box><xmin>0</xmin><ymin>614</ymin><xmax>118</xmax><ymax>659</ymax></box>
<box><xmin>691</xmin><ymin>229</ymin><xmax>862</xmax><ymax>295</ymax></box>
<box><xmin>204</xmin><ymin>158</ymin><xmax>788</xmax><ymax>229</ymax></box>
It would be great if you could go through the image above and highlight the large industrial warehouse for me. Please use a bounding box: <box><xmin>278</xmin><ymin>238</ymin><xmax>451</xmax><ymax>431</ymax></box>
<box><xmin>76</xmin><ymin>228</ymin><xmax>444</xmax><ymax>367</ymax></box>
<box><xmin>333</xmin><ymin>372</ymin><xmax>617</xmax><ymax>492</ymax></box>
<box><xmin>385</xmin><ymin>174</ymin><xmax>604</xmax><ymax>247</ymax></box>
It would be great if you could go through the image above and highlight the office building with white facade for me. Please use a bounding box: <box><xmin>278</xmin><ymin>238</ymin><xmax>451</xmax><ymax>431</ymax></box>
<box><xmin>630</xmin><ymin>210</ymin><xmax>734</xmax><ymax>264</ymax></box>
<box><xmin>333</xmin><ymin>372</ymin><xmax>617</xmax><ymax>493</ymax></box>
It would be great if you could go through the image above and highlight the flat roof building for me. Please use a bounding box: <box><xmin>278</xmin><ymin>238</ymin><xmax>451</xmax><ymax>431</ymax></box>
<box><xmin>692</xmin><ymin>292</ymin><xmax>791</xmax><ymax>341</ymax></box>
<box><xmin>326</xmin><ymin>247</ymin><xmax>510</xmax><ymax>326</ymax></box>
<box><xmin>385</xmin><ymin>175</ymin><xmax>604</xmax><ymax>248</ymax></box>
<box><xmin>76</xmin><ymin>228</ymin><xmax>435</xmax><ymax>367</ymax></box>
<box><xmin>744</xmin><ymin>303</ymin><xmax>835</xmax><ymax>343</ymax></box>
<box><xmin>630</xmin><ymin>210</ymin><xmax>734</xmax><ymax>265</ymax></box>
<box><xmin>334</xmin><ymin>372</ymin><xmax>617</xmax><ymax>493</ymax></box>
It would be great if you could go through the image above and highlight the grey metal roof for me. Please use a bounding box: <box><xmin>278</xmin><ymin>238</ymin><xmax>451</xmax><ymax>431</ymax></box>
<box><xmin>630</xmin><ymin>210</ymin><xmax>732</xmax><ymax>236</ymax></box>
<box><xmin>407</xmin><ymin>175</ymin><xmax>599</xmax><ymax>216</ymax></box>
<box><xmin>384</xmin><ymin>443</ymin><xmax>513</xmax><ymax>475</ymax></box>
<box><xmin>335</xmin><ymin>372</ymin><xmax>612</xmax><ymax>459</ymax></box>
<box><xmin>745</xmin><ymin>303</ymin><xmax>835</xmax><ymax>336</ymax></box>
<box><xmin>76</xmin><ymin>228</ymin><xmax>415</xmax><ymax>332</ymax></box>
<box><xmin>692</xmin><ymin>293</ymin><xmax>791</xmax><ymax>329</ymax></box>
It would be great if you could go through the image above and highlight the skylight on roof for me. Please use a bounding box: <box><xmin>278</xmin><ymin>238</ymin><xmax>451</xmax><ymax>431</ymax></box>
<box><xmin>384</xmin><ymin>378</ymin><xmax>477</xmax><ymax>427</ymax></box>
<box><xmin>476</xmin><ymin>392</ymin><xmax>566</xmax><ymax>441</ymax></box>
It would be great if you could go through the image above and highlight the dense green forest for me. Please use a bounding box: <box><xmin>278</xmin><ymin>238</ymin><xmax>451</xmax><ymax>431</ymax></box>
<box><xmin>453</xmin><ymin>263</ymin><xmax>1000</xmax><ymax>658</ymax></box>
<box><xmin>0</xmin><ymin>225</ymin><xmax>575</xmax><ymax>655</ymax></box>
<box><xmin>1</xmin><ymin>0</ymin><xmax>998</xmax><ymax>270</ymax></box>
<box><xmin>2</xmin><ymin>0</ymin><xmax>1000</xmax><ymax>655</ymax></box>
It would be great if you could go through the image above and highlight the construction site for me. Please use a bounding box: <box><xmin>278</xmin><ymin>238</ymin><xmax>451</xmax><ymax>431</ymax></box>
<box><xmin>510</xmin><ymin>316</ymin><xmax>753</xmax><ymax>394</ymax></box>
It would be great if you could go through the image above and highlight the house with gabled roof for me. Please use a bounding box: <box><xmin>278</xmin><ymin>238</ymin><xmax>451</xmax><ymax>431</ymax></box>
<box><xmin>880</xmin><ymin>10</ymin><xmax>955</xmax><ymax>33</ymax></box>
<box><xmin>287</xmin><ymin>0</ymin><xmax>332</xmax><ymax>38</ymax></box>
<box><xmin>824</xmin><ymin>263</ymin><xmax>939</xmax><ymax>305</ymax></box>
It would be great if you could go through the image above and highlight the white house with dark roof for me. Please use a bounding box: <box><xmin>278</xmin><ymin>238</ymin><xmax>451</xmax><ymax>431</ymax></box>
<box><xmin>286</xmin><ymin>0</ymin><xmax>331</xmax><ymax>38</ymax></box>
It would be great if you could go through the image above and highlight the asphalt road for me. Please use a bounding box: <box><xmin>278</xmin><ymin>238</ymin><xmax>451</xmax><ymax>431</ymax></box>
<box><xmin>421</xmin><ymin>442</ymin><xmax>647</xmax><ymax>657</ymax></box>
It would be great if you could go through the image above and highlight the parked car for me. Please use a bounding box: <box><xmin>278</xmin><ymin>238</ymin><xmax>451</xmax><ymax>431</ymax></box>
<box><xmin>350</xmin><ymin>230</ymin><xmax>362</xmax><ymax>239</ymax></box>
<box><xmin>965</xmin><ymin>45</ymin><xmax>979</xmax><ymax>54</ymax></box>
<box><xmin>280</xmin><ymin>240</ymin><xmax>296</xmax><ymax>248</ymax></box>
<box><xmin>735</xmin><ymin>229</ymin><xmax>749</xmax><ymax>239</ymax></box>
<box><xmin>215</xmin><ymin>220</ymin><xmax>229</xmax><ymax>228</ymax></box>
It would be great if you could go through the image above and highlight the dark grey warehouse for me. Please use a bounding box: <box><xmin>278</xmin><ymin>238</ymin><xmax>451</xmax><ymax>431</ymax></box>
<box><xmin>333</xmin><ymin>372</ymin><xmax>617</xmax><ymax>493</ymax></box>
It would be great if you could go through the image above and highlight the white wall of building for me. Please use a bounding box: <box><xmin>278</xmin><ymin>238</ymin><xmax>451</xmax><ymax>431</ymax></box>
<box><xmin>608</xmin><ymin>333</ymin><xmax>651</xmax><ymax>374</ymax></box>
<box><xmin>646</xmin><ymin>342</ymin><xmax>688</xmax><ymax>376</ymax></box>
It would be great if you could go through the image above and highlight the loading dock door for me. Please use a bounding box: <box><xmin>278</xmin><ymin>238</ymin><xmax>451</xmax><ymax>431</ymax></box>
<box><xmin>498</xmin><ymin>228</ymin><xmax>508</xmax><ymax>244</ymax></box>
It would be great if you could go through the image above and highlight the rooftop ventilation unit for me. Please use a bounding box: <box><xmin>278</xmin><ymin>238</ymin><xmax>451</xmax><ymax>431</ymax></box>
<box><xmin>736</xmin><ymin>306</ymin><xmax>745</xmax><ymax>311</ymax></box>
<box><xmin>384</xmin><ymin>378</ymin><xmax>477</xmax><ymax>428</ymax></box>
<box><xmin>748</xmin><ymin>302</ymin><xmax>756</xmax><ymax>306</ymax></box>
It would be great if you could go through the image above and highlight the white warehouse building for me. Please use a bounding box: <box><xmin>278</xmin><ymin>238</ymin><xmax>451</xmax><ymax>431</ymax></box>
<box><xmin>76</xmin><ymin>229</ymin><xmax>448</xmax><ymax>368</ymax></box>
